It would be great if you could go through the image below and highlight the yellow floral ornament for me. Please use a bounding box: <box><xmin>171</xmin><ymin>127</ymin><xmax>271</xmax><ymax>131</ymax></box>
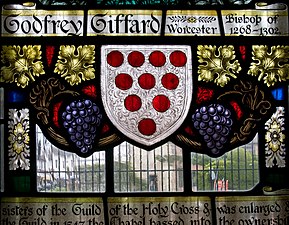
<box><xmin>9</xmin><ymin>123</ymin><xmax>30</xmax><ymax>155</ymax></box>
<box><xmin>8</xmin><ymin>109</ymin><xmax>30</xmax><ymax>170</ymax></box>
<box><xmin>0</xmin><ymin>45</ymin><xmax>45</xmax><ymax>88</ymax></box>
<box><xmin>265</xmin><ymin>121</ymin><xmax>285</xmax><ymax>152</ymax></box>
<box><xmin>54</xmin><ymin>45</ymin><xmax>95</xmax><ymax>86</ymax></box>
<box><xmin>248</xmin><ymin>45</ymin><xmax>289</xmax><ymax>87</ymax></box>
<box><xmin>197</xmin><ymin>45</ymin><xmax>241</xmax><ymax>87</ymax></box>
<box><xmin>265</xmin><ymin>107</ymin><xmax>286</xmax><ymax>168</ymax></box>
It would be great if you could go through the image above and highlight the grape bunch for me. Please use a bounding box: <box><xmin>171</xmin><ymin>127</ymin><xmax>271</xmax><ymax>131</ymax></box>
<box><xmin>192</xmin><ymin>104</ymin><xmax>233</xmax><ymax>155</ymax></box>
<box><xmin>62</xmin><ymin>99</ymin><xmax>102</xmax><ymax>154</ymax></box>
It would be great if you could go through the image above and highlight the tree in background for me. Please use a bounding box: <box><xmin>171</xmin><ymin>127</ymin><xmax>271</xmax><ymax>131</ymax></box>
<box><xmin>192</xmin><ymin>147</ymin><xmax>259</xmax><ymax>191</ymax></box>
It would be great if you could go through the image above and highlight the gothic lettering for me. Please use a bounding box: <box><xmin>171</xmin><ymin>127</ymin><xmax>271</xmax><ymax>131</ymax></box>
<box><xmin>90</xmin><ymin>13</ymin><xmax>160</xmax><ymax>34</ymax></box>
<box><xmin>225</xmin><ymin>14</ymin><xmax>262</xmax><ymax>26</ymax></box>
<box><xmin>72</xmin><ymin>204</ymin><xmax>102</xmax><ymax>216</ymax></box>
<box><xmin>2</xmin><ymin>14</ymin><xmax>83</xmax><ymax>35</ymax></box>
<box><xmin>166</xmin><ymin>23</ymin><xmax>217</xmax><ymax>35</ymax></box>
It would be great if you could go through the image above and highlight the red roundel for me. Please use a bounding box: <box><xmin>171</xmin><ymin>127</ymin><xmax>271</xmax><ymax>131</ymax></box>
<box><xmin>170</xmin><ymin>50</ymin><xmax>187</xmax><ymax>67</ymax></box>
<box><xmin>128</xmin><ymin>51</ymin><xmax>145</xmax><ymax>67</ymax></box>
<box><xmin>161</xmin><ymin>73</ymin><xmax>179</xmax><ymax>90</ymax></box>
<box><xmin>138</xmin><ymin>118</ymin><xmax>156</xmax><ymax>136</ymax></box>
<box><xmin>138</xmin><ymin>73</ymin><xmax>156</xmax><ymax>90</ymax></box>
<box><xmin>124</xmin><ymin>95</ymin><xmax>142</xmax><ymax>112</ymax></box>
<box><xmin>115</xmin><ymin>73</ymin><xmax>133</xmax><ymax>90</ymax></box>
<box><xmin>107</xmin><ymin>50</ymin><xmax>124</xmax><ymax>67</ymax></box>
<box><xmin>149</xmin><ymin>51</ymin><xmax>166</xmax><ymax>67</ymax></box>
<box><xmin>153</xmin><ymin>95</ymin><xmax>170</xmax><ymax>112</ymax></box>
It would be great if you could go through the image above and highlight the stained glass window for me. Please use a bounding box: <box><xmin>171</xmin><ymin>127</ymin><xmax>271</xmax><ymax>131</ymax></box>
<box><xmin>1</xmin><ymin>43</ymin><xmax>287</xmax><ymax>192</ymax></box>
<box><xmin>0</xmin><ymin>0</ymin><xmax>288</xmax><ymax>209</ymax></box>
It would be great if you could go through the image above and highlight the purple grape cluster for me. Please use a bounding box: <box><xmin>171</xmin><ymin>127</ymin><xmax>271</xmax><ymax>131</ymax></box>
<box><xmin>192</xmin><ymin>104</ymin><xmax>233</xmax><ymax>155</ymax></box>
<box><xmin>62</xmin><ymin>99</ymin><xmax>102</xmax><ymax>154</ymax></box>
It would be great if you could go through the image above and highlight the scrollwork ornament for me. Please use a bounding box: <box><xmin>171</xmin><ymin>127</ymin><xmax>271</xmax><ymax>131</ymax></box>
<box><xmin>218</xmin><ymin>80</ymin><xmax>272</xmax><ymax>144</ymax></box>
<box><xmin>30</xmin><ymin>77</ymin><xmax>79</xmax><ymax>146</ymax></box>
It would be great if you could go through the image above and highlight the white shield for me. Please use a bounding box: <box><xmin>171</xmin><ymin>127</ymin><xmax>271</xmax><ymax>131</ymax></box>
<box><xmin>101</xmin><ymin>45</ymin><xmax>192</xmax><ymax>147</ymax></box>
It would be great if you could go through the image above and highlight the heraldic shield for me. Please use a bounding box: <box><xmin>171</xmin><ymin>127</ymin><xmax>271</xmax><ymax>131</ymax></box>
<box><xmin>101</xmin><ymin>45</ymin><xmax>192</xmax><ymax>147</ymax></box>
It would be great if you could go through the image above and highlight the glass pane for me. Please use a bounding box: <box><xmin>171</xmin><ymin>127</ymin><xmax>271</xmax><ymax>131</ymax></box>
<box><xmin>9</xmin><ymin>176</ymin><xmax>30</xmax><ymax>192</ymax></box>
<box><xmin>191</xmin><ymin>135</ymin><xmax>259</xmax><ymax>191</ymax></box>
<box><xmin>38</xmin><ymin>0</ymin><xmax>176</xmax><ymax>5</ymax></box>
<box><xmin>38</xmin><ymin>0</ymin><xmax>252</xmax><ymax>5</ymax></box>
<box><xmin>36</xmin><ymin>125</ymin><xmax>106</xmax><ymax>192</ymax></box>
<box><xmin>192</xmin><ymin>0</ymin><xmax>252</xmax><ymax>4</ymax></box>
<box><xmin>0</xmin><ymin>124</ymin><xmax>4</xmax><ymax>192</ymax></box>
<box><xmin>0</xmin><ymin>88</ymin><xmax>3</xmax><ymax>191</ymax></box>
<box><xmin>114</xmin><ymin>142</ymin><xmax>183</xmax><ymax>192</ymax></box>
<box><xmin>0</xmin><ymin>88</ymin><xmax>3</xmax><ymax>119</ymax></box>
<box><xmin>7</xmin><ymin>90</ymin><xmax>26</xmax><ymax>103</ymax></box>
<box><xmin>39</xmin><ymin>0</ymin><xmax>87</xmax><ymax>5</ymax></box>
<box><xmin>272</xmin><ymin>87</ymin><xmax>285</xmax><ymax>101</ymax></box>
